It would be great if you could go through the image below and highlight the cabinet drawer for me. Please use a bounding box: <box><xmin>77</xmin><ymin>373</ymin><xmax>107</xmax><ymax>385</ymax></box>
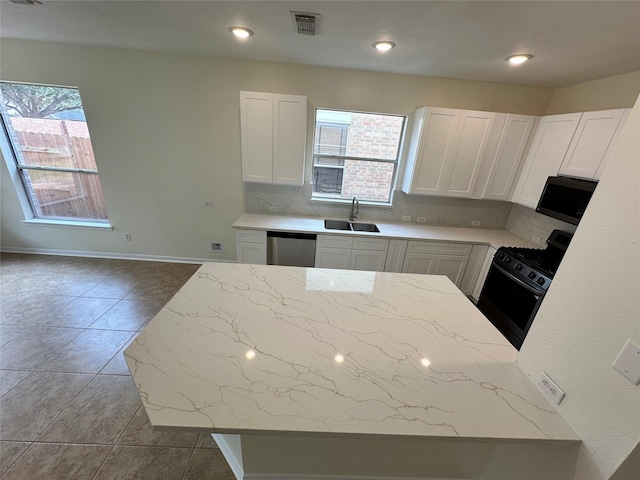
<box><xmin>351</xmin><ymin>237</ymin><xmax>389</xmax><ymax>252</ymax></box>
<box><xmin>406</xmin><ymin>241</ymin><xmax>472</xmax><ymax>256</ymax></box>
<box><xmin>316</xmin><ymin>235</ymin><xmax>353</xmax><ymax>249</ymax></box>
<box><xmin>235</xmin><ymin>229</ymin><xmax>267</xmax><ymax>244</ymax></box>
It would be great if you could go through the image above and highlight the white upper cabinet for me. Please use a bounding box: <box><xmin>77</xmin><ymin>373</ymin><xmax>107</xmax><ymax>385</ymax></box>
<box><xmin>475</xmin><ymin>114</ymin><xmax>536</xmax><ymax>200</ymax></box>
<box><xmin>441</xmin><ymin>110</ymin><xmax>496</xmax><ymax>197</ymax></box>
<box><xmin>402</xmin><ymin>107</ymin><xmax>459</xmax><ymax>195</ymax></box>
<box><xmin>510</xmin><ymin>112</ymin><xmax>582</xmax><ymax>209</ymax></box>
<box><xmin>401</xmin><ymin>108</ymin><xmax>494</xmax><ymax>198</ymax></box>
<box><xmin>240</xmin><ymin>91</ymin><xmax>307</xmax><ymax>186</ymax></box>
<box><xmin>559</xmin><ymin>108</ymin><xmax>626</xmax><ymax>180</ymax></box>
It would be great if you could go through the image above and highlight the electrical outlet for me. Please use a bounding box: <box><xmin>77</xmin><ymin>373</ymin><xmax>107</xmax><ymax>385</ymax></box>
<box><xmin>124</xmin><ymin>233</ymin><xmax>132</xmax><ymax>242</ymax></box>
<box><xmin>402</xmin><ymin>215</ymin><xmax>411</xmax><ymax>222</ymax></box>
<box><xmin>538</xmin><ymin>372</ymin><xmax>565</xmax><ymax>405</ymax></box>
<box><xmin>613</xmin><ymin>340</ymin><xmax>640</xmax><ymax>384</ymax></box>
<box><xmin>416</xmin><ymin>217</ymin><xmax>427</xmax><ymax>224</ymax></box>
<box><xmin>471</xmin><ymin>220</ymin><xmax>481</xmax><ymax>227</ymax></box>
<box><xmin>204</xmin><ymin>201</ymin><xmax>214</xmax><ymax>207</ymax></box>
<box><xmin>210</xmin><ymin>242</ymin><xmax>223</xmax><ymax>253</ymax></box>
<box><xmin>269</xmin><ymin>206</ymin><xmax>279</xmax><ymax>213</ymax></box>
<box><xmin>531</xmin><ymin>234</ymin><xmax>542</xmax><ymax>244</ymax></box>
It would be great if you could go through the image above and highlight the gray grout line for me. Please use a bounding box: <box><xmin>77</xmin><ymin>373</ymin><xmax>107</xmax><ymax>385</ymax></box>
<box><xmin>181</xmin><ymin>445</ymin><xmax>197</xmax><ymax>480</ymax></box>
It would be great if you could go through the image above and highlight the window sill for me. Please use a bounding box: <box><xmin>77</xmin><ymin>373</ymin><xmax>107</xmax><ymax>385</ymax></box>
<box><xmin>22</xmin><ymin>219</ymin><xmax>113</xmax><ymax>230</ymax></box>
<box><xmin>309</xmin><ymin>197</ymin><xmax>394</xmax><ymax>208</ymax></box>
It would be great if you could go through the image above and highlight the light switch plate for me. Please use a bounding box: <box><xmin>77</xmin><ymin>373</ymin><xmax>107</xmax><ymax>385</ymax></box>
<box><xmin>613</xmin><ymin>340</ymin><xmax>640</xmax><ymax>385</ymax></box>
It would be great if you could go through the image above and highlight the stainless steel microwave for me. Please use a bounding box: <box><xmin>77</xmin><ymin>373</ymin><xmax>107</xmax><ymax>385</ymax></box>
<box><xmin>536</xmin><ymin>175</ymin><xmax>598</xmax><ymax>225</ymax></box>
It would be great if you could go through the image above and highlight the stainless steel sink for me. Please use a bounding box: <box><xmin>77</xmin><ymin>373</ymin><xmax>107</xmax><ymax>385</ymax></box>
<box><xmin>351</xmin><ymin>222</ymin><xmax>380</xmax><ymax>232</ymax></box>
<box><xmin>324</xmin><ymin>220</ymin><xmax>380</xmax><ymax>232</ymax></box>
<box><xmin>324</xmin><ymin>220</ymin><xmax>352</xmax><ymax>230</ymax></box>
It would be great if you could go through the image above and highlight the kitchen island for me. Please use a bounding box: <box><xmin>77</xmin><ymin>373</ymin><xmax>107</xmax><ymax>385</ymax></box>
<box><xmin>124</xmin><ymin>263</ymin><xmax>580</xmax><ymax>480</ymax></box>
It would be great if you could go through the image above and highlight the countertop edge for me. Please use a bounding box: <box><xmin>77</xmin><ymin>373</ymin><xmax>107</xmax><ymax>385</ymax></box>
<box><xmin>232</xmin><ymin>213</ymin><xmax>537</xmax><ymax>249</ymax></box>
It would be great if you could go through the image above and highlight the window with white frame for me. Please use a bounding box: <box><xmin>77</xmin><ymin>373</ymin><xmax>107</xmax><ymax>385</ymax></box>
<box><xmin>312</xmin><ymin>109</ymin><xmax>405</xmax><ymax>204</ymax></box>
<box><xmin>0</xmin><ymin>81</ymin><xmax>109</xmax><ymax>223</ymax></box>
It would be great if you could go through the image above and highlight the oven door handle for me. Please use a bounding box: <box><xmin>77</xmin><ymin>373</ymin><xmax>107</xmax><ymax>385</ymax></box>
<box><xmin>492</xmin><ymin>263</ymin><xmax>544</xmax><ymax>297</ymax></box>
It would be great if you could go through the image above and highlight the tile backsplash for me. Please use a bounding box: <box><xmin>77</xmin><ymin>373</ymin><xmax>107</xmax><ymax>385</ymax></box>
<box><xmin>506</xmin><ymin>204</ymin><xmax>576</xmax><ymax>246</ymax></box>
<box><xmin>244</xmin><ymin>183</ymin><xmax>511</xmax><ymax>230</ymax></box>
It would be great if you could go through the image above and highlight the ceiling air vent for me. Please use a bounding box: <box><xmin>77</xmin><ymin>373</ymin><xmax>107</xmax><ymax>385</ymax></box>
<box><xmin>290</xmin><ymin>12</ymin><xmax>319</xmax><ymax>36</ymax></box>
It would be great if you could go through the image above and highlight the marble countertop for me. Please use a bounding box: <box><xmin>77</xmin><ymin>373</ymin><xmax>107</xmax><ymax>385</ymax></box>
<box><xmin>232</xmin><ymin>213</ymin><xmax>537</xmax><ymax>249</ymax></box>
<box><xmin>125</xmin><ymin>263</ymin><xmax>579</xmax><ymax>444</ymax></box>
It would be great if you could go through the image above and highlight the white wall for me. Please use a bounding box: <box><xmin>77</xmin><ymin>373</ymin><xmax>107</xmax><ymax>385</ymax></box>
<box><xmin>0</xmin><ymin>39</ymin><xmax>554</xmax><ymax>261</ymax></box>
<box><xmin>517</xmin><ymin>95</ymin><xmax>640</xmax><ymax>479</ymax></box>
<box><xmin>546</xmin><ymin>71</ymin><xmax>640</xmax><ymax>115</ymax></box>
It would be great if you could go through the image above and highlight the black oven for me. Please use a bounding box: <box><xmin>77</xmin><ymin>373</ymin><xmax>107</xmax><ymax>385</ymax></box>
<box><xmin>477</xmin><ymin>230</ymin><xmax>573</xmax><ymax>350</ymax></box>
<box><xmin>477</xmin><ymin>264</ymin><xmax>545</xmax><ymax>350</ymax></box>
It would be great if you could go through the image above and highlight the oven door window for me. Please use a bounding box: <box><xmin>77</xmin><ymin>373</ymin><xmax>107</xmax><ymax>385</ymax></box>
<box><xmin>482</xmin><ymin>265</ymin><xmax>542</xmax><ymax>332</ymax></box>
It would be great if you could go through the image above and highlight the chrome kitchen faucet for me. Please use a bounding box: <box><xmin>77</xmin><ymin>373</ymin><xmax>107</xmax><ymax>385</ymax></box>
<box><xmin>349</xmin><ymin>196</ymin><xmax>359</xmax><ymax>221</ymax></box>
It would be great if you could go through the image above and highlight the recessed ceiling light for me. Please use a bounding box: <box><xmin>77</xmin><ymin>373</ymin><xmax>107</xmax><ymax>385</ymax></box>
<box><xmin>507</xmin><ymin>54</ymin><xmax>533</xmax><ymax>65</ymax></box>
<box><xmin>230</xmin><ymin>27</ymin><xmax>253</xmax><ymax>38</ymax></box>
<box><xmin>373</xmin><ymin>41</ymin><xmax>396</xmax><ymax>52</ymax></box>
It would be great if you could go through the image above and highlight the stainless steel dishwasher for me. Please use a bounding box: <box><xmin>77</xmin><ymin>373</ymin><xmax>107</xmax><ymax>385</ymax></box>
<box><xmin>267</xmin><ymin>231</ymin><xmax>317</xmax><ymax>267</ymax></box>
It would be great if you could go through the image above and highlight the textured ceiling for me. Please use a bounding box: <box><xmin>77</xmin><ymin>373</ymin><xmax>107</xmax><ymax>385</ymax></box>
<box><xmin>1</xmin><ymin>0</ymin><xmax>640</xmax><ymax>87</ymax></box>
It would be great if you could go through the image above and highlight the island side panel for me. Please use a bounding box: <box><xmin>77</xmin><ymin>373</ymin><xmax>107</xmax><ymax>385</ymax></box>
<box><xmin>240</xmin><ymin>433</ymin><xmax>581</xmax><ymax>480</ymax></box>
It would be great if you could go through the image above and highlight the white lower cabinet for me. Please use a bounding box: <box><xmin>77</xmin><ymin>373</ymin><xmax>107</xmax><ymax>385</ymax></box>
<box><xmin>236</xmin><ymin>228</ymin><xmax>493</xmax><ymax>295</ymax></box>
<box><xmin>315</xmin><ymin>247</ymin><xmax>352</xmax><ymax>269</ymax></box>
<box><xmin>384</xmin><ymin>240</ymin><xmax>408</xmax><ymax>273</ymax></box>
<box><xmin>350</xmin><ymin>250</ymin><xmax>387</xmax><ymax>271</ymax></box>
<box><xmin>402</xmin><ymin>253</ymin><xmax>438</xmax><ymax>274</ymax></box>
<box><xmin>235</xmin><ymin>230</ymin><xmax>267</xmax><ymax>264</ymax></box>
<box><xmin>401</xmin><ymin>241</ymin><xmax>472</xmax><ymax>288</ymax></box>
<box><xmin>472</xmin><ymin>246</ymin><xmax>497</xmax><ymax>301</ymax></box>
<box><xmin>459</xmin><ymin>245</ymin><xmax>489</xmax><ymax>296</ymax></box>
<box><xmin>315</xmin><ymin>235</ymin><xmax>389</xmax><ymax>271</ymax></box>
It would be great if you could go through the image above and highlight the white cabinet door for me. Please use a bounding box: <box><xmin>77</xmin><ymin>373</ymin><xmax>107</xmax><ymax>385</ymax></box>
<box><xmin>236</xmin><ymin>242</ymin><xmax>267</xmax><ymax>265</ymax></box>
<box><xmin>480</xmin><ymin>114</ymin><xmax>536</xmax><ymax>200</ymax></box>
<box><xmin>559</xmin><ymin>109</ymin><xmax>625</xmax><ymax>180</ymax></box>
<box><xmin>459</xmin><ymin>244</ymin><xmax>489</xmax><ymax>295</ymax></box>
<box><xmin>240</xmin><ymin>91</ymin><xmax>306</xmax><ymax>186</ymax></box>
<box><xmin>315</xmin><ymin>247</ymin><xmax>352</xmax><ymax>269</ymax></box>
<box><xmin>235</xmin><ymin>229</ymin><xmax>267</xmax><ymax>264</ymax></box>
<box><xmin>401</xmin><ymin>108</ymin><xmax>460</xmax><ymax>195</ymax></box>
<box><xmin>384</xmin><ymin>239</ymin><xmax>408</xmax><ymax>273</ymax></box>
<box><xmin>510</xmin><ymin>112</ymin><xmax>582</xmax><ymax>208</ymax></box>
<box><xmin>439</xmin><ymin>110</ymin><xmax>495</xmax><ymax>197</ymax></box>
<box><xmin>433</xmin><ymin>255</ymin><xmax>469</xmax><ymax>288</ymax></box>
<box><xmin>402</xmin><ymin>253</ymin><xmax>438</xmax><ymax>274</ymax></box>
<box><xmin>240</xmin><ymin>91</ymin><xmax>273</xmax><ymax>183</ymax></box>
<box><xmin>350</xmin><ymin>249</ymin><xmax>387</xmax><ymax>272</ymax></box>
<box><xmin>273</xmin><ymin>94</ymin><xmax>307</xmax><ymax>185</ymax></box>
<box><xmin>472</xmin><ymin>246</ymin><xmax>497</xmax><ymax>301</ymax></box>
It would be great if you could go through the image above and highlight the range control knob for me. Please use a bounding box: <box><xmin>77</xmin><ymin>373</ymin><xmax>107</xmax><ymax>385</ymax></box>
<box><xmin>515</xmin><ymin>264</ymin><xmax>523</xmax><ymax>271</ymax></box>
<box><xmin>528</xmin><ymin>272</ymin><xmax>536</xmax><ymax>279</ymax></box>
<box><xmin>497</xmin><ymin>252</ymin><xmax>505</xmax><ymax>259</ymax></box>
<box><xmin>504</xmin><ymin>257</ymin><xmax>511</xmax><ymax>264</ymax></box>
<box><xmin>537</xmin><ymin>277</ymin><xmax>546</xmax><ymax>286</ymax></box>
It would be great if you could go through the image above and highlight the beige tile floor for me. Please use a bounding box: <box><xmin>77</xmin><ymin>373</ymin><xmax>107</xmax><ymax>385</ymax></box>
<box><xmin>0</xmin><ymin>253</ymin><xmax>235</xmax><ymax>479</ymax></box>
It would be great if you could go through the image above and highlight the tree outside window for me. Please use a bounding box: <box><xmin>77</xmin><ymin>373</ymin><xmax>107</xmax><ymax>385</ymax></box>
<box><xmin>0</xmin><ymin>82</ymin><xmax>109</xmax><ymax>222</ymax></box>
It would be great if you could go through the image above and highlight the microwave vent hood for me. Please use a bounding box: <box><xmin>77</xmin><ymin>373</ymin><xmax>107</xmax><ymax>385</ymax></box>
<box><xmin>536</xmin><ymin>175</ymin><xmax>598</xmax><ymax>226</ymax></box>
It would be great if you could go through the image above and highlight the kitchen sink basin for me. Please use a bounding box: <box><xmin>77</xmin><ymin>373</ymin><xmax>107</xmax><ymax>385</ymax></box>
<box><xmin>351</xmin><ymin>222</ymin><xmax>380</xmax><ymax>232</ymax></box>
<box><xmin>324</xmin><ymin>220</ymin><xmax>352</xmax><ymax>230</ymax></box>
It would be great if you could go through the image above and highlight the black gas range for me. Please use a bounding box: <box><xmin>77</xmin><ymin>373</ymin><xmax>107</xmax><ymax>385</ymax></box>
<box><xmin>477</xmin><ymin>230</ymin><xmax>573</xmax><ymax>349</ymax></box>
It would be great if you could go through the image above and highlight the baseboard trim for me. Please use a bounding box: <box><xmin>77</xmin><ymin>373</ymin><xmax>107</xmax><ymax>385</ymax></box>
<box><xmin>0</xmin><ymin>246</ymin><xmax>235</xmax><ymax>265</ymax></box>
<box><xmin>244</xmin><ymin>475</ymin><xmax>459</xmax><ymax>480</ymax></box>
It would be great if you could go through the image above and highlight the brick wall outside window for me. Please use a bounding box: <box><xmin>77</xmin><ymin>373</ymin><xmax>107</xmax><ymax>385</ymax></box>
<box><xmin>313</xmin><ymin>111</ymin><xmax>404</xmax><ymax>203</ymax></box>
